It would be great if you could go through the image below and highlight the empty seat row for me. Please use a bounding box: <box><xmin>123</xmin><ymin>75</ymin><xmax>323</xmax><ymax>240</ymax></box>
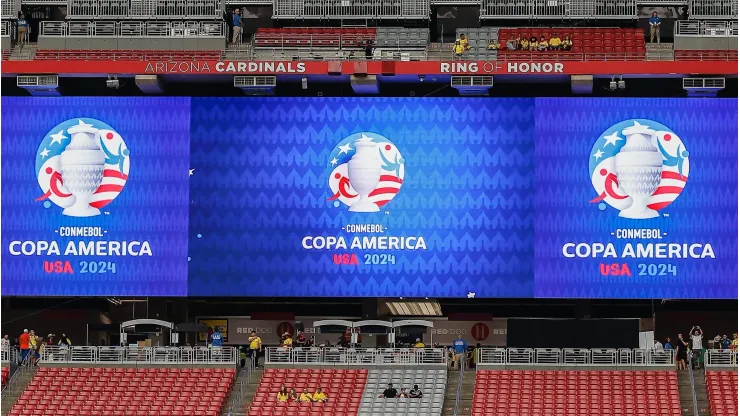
<box><xmin>255</xmin><ymin>27</ymin><xmax>378</xmax><ymax>48</ymax></box>
<box><xmin>675</xmin><ymin>50</ymin><xmax>737</xmax><ymax>60</ymax></box>
<box><xmin>707</xmin><ymin>371</ymin><xmax>738</xmax><ymax>416</ymax></box>
<box><xmin>33</xmin><ymin>49</ymin><xmax>221</xmax><ymax>60</ymax></box>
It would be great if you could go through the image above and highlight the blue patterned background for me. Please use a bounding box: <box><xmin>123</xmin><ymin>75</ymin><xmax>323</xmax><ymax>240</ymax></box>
<box><xmin>534</xmin><ymin>98</ymin><xmax>738</xmax><ymax>299</ymax></box>
<box><xmin>188</xmin><ymin>97</ymin><xmax>535</xmax><ymax>297</ymax></box>
<box><xmin>1</xmin><ymin>97</ymin><xmax>190</xmax><ymax>296</ymax></box>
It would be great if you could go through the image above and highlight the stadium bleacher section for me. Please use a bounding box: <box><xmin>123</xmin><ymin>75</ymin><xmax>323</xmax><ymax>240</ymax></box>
<box><xmin>358</xmin><ymin>369</ymin><xmax>446</xmax><ymax>416</ymax></box>
<box><xmin>707</xmin><ymin>371</ymin><xmax>738</xmax><ymax>416</ymax></box>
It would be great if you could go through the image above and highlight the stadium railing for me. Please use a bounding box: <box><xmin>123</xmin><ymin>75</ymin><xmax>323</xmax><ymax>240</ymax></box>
<box><xmin>705</xmin><ymin>349</ymin><xmax>738</xmax><ymax>368</ymax></box>
<box><xmin>39</xmin><ymin>345</ymin><xmax>238</xmax><ymax>365</ymax></box>
<box><xmin>265</xmin><ymin>347</ymin><xmax>447</xmax><ymax>367</ymax></box>
<box><xmin>480</xmin><ymin>0</ymin><xmax>636</xmax><ymax>20</ymax></box>
<box><xmin>688</xmin><ymin>0</ymin><xmax>738</xmax><ymax>20</ymax></box>
<box><xmin>67</xmin><ymin>0</ymin><xmax>223</xmax><ymax>20</ymax></box>
<box><xmin>273</xmin><ymin>0</ymin><xmax>430</xmax><ymax>19</ymax></box>
<box><xmin>40</xmin><ymin>20</ymin><xmax>227</xmax><ymax>39</ymax></box>
<box><xmin>675</xmin><ymin>20</ymin><xmax>737</xmax><ymax>36</ymax></box>
<box><xmin>477</xmin><ymin>348</ymin><xmax>676</xmax><ymax>367</ymax></box>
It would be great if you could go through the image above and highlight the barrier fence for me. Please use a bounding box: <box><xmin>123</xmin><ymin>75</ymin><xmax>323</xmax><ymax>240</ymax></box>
<box><xmin>477</xmin><ymin>348</ymin><xmax>677</xmax><ymax>367</ymax></box>
<box><xmin>705</xmin><ymin>349</ymin><xmax>738</xmax><ymax>368</ymax></box>
<box><xmin>67</xmin><ymin>0</ymin><xmax>223</xmax><ymax>19</ymax></box>
<box><xmin>675</xmin><ymin>20</ymin><xmax>737</xmax><ymax>35</ymax></box>
<box><xmin>481</xmin><ymin>0</ymin><xmax>637</xmax><ymax>19</ymax></box>
<box><xmin>265</xmin><ymin>347</ymin><xmax>448</xmax><ymax>366</ymax></box>
<box><xmin>688</xmin><ymin>0</ymin><xmax>738</xmax><ymax>19</ymax></box>
<box><xmin>39</xmin><ymin>346</ymin><xmax>238</xmax><ymax>365</ymax></box>
<box><xmin>273</xmin><ymin>0</ymin><xmax>430</xmax><ymax>19</ymax></box>
<box><xmin>40</xmin><ymin>20</ymin><xmax>227</xmax><ymax>38</ymax></box>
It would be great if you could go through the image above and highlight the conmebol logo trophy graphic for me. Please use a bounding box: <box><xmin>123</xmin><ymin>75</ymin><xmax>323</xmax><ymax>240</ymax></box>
<box><xmin>35</xmin><ymin>118</ymin><xmax>131</xmax><ymax>217</ymax></box>
<box><xmin>589</xmin><ymin>120</ymin><xmax>690</xmax><ymax>219</ymax></box>
<box><xmin>327</xmin><ymin>132</ymin><xmax>405</xmax><ymax>212</ymax></box>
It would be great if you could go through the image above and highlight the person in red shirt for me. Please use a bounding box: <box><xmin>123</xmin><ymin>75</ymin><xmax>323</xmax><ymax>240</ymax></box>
<box><xmin>19</xmin><ymin>329</ymin><xmax>30</xmax><ymax>365</ymax></box>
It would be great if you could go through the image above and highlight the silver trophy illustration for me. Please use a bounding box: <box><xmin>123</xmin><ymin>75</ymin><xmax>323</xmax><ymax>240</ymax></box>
<box><xmin>60</xmin><ymin>121</ymin><xmax>105</xmax><ymax>217</ymax></box>
<box><xmin>347</xmin><ymin>137</ymin><xmax>382</xmax><ymax>213</ymax></box>
<box><xmin>614</xmin><ymin>123</ymin><xmax>663</xmax><ymax>219</ymax></box>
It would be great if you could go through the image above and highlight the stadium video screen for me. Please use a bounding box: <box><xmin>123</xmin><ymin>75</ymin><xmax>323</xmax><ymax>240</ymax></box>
<box><xmin>1</xmin><ymin>97</ymin><xmax>737</xmax><ymax>299</ymax></box>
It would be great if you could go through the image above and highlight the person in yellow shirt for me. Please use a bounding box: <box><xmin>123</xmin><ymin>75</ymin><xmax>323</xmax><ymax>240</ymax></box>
<box><xmin>487</xmin><ymin>39</ymin><xmax>500</xmax><ymax>50</ymax></box>
<box><xmin>299</xmin><ymin>388</ymin><xmax>313</xmax><ymax>402</ymax></box>
<box><xmin>248</xmin><ymin>331</ymin><xmax>262</xmax><ymax>367</ymax></box>
<box><xmin>453</xmin><ymin>41</ymin><xmax>464</xmax><ymax>59</ymax></box>
<box><xmin>413</xmin><ymin>338</ymin><xmax>425</xmax><ymax>348</ymax></box>
<box><xmin>549</xmin><ymin>32</ymin><xmax>562</xmax><ymax>50</ymax></box>
<box><xmin>519</xmin><ymin>37</ymin><xmax>529</xmax><ymax>51</ymax></box>
<box><xmin>312</xmin><ymin>387</ymin><xmax>328</xmax><ymax>403</ymax></box>
<box><xmin>537</xmin><ymin>36</ymin><xmax>548</xmax><ymax>51</ymax></box>
<box><xmin>276</xmin><ymin>386</ymin><xmax>289</xmax><ymax>402</ymax></box>
<box><xmin>732</xmin><ymin>333</ymin><xmax>738</xmax><ymax>350</ymax></box>
<box><xmin>459</xmin><ymin>34</ymin><xmax>470</xmax><ymax>50</ymax></box>
<box><xmin>281</xmin><ymin>332</ymin><xmax>293</xmax><ymax>348</ymax></box>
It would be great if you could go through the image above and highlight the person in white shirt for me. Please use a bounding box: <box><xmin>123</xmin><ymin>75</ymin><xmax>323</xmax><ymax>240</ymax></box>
<box><xmin>653</xmin><ymin>339</ymin><xmax>663</xmax><ymax>350</ymax></box>
<box><xmin>690</xmin><ymin>326</ymin><xmax>703</xmax><ymax>369</ymax></box>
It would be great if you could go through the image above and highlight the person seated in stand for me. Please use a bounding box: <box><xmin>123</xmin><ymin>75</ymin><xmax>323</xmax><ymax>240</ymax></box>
<box><xmin>562</xmin><ymin>36</ymin><xmax>573</xmax><ymax>51</ymax></box>
<box><xmin>506</xmin><ymin>35</ymin><xmax>518</xmax><ymax>50</ymax></box>
<box><xmin>299</xmin><ymin>388</ymin><xmax>313</xmax><ymax>402</ymax></box>
<box><xmin>538</xmin><ymin>36</ymin><xmax>549</xmax><ymax>51</ymax></box>
<box><xmin>398</xmin><ymin>388</ymin><xmax>409</xmax><ymax>398</ymax></box>
<box><xmin>295</xmin><ymin>331</ymin><xmax>309</xmax><ymax>348</ymax></box>
<box><xmin>289</xmin><ymin>388</ymin><xmax>299</xmax><ymax>402</ymax></box>
<box><xmin>549</xmin><ymin>32</ymin><xmax>562</xmax><ymax>50</ymax></box>
<box><xmin>280</xmin><ymin>332</ymin><xmax>293</xmax><ymax>349</ymax></box>
<box><xmin>529</xmin><ymin>36</ymin><xmax>538</xmax><ymax>51</ymax></box>
<box><xmin>458</xmin><ymin>33</ymin><xmax>470</xmax><ymax>50</ymax></box>
<box><xmin>409</xmin><ymin>385</ymin><xmax>423</xmax><ymax>398</ymax></box>
<box><xmin>276</xmin><ymin>385</ymin><xmax>289</xmax><ymax>402</ymax></box>
<box><xmin>487</xmin><ymin>39</ymin><xmax>500</xmax><ymax>50</ymax></box>
<box><xmin>413</xmin><ymin>338</ymin><xmax>425</xmax><ymax>348</ymax></box>
<box><xmin>519</xmin><ymin>36</ymin><xmax>529</xmax><ymax>51</ymax></box>
<box><xmin>380</xmin><ymin>383</ymin><xmax>398</xmax><ymax>398</ymax></box>
<box><xmin>453</xmin><ymin>41</ymin><xmax>465</xmax><ymax>59</ymax></box>
<box><xmin>312</xmin><ymin>387</ymin><xmax>328</xmax><ymax>403</ymax></box>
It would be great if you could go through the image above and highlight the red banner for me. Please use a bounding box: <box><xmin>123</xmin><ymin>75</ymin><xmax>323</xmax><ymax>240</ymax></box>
<box><xmin>1</xmin><ymin>59</ymin><xmax>736</xmax><ymax>76</ymax></box>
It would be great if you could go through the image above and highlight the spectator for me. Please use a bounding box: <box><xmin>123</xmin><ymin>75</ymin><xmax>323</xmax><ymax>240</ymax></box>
<box><xmin>379</xmin><ymin>383</ymin><xmax>398</xmax><ymax>398</ymax></box>
<box><xmin>676</xmin><ymin>334</ymin><xmax>688</xmax><ymax>370</ymax></box>
<box><xmin>295</xmin><ymin>331</ymin><xmax>308</xmax><ymax>348</ymax></box>
<box><xmin>519</xmin><ymin>36</ymin><xmax>529</xmax><ymax>51</ymax></box>
<box><xmin>281</xmin><ymin>332</ymin><xmax>293</xmax><ymax>348</ymax></box>
<box><xmin>409</xmin><ymin>385</ymin><xmax>423</xmax><ymax>398</ymax></box>
<box><xmin>537</xmin><ymin>36</ymin><xmax>549</xmax><ymax>51</ymax></box>
<box><xmin>487</xmin><ymin>39</ymin><xmax>500</xmax><ymax>50</ymax></box>
<box><xmin>458</xmin><ymin>33</ymin><xmax>470</xmax><ymax>50</ymax></box>
<box><xmin>732</xmin><ymin>333</ymin><xmax>738</xmax><ymax>350</ymax></box>
<box><xmin>506</xmin><ymin>35</ymin><xmax>518</xmax><ymax>50</ymax></box>
<box><xmin>413</xmin><ymin>338</ymin><xmax>425</xmax><ymax>348</ymax></box>
<box><xmin>248</xmin><ymin>331</ymin><xmax>262</xmax><ymax>367</ymax></box>
<box><xmin>210</xmin><ymin>328</ymin><xmax>224</xmax><ymax>348</ymax></box>
<box><xmin>364</xmin><ymin>40</ymin><xmax>374</xmax><ymax>60</ymax></box>
<box><xmin>529</xmin><ymin>36</ymin><xmax>538</xmax><ymax>51</ymax></box>
<box><xmin>276</xmin><ymin>386</ymin><xmax>289</xmax><ymax>402</ymax></box>
<box><xmin>664</xmin><ymin>337</ymin><xmax>672</xmax><ymax>350</ymax></box>
<box><xmin>1</xmin><ymin>335</ymin><xmax>9</xmax><ymax>349</ymax></box>
<box><xmin>453</xmin><ymin>41</ymin><xmax>465</xmax><ymax>59</ymax></box>
<box><xmin>16</xmin><ymin>13</ymin><xmax>28</xmax><ymax>48</ymax></box>
<box><xmin>398</xmin><ymin>388</ymin><xmax>409</xmax><ymax>398</ymax></box>
<box><xmin>562</xmin><ymin>36</ymin><xmax>573</xmax><ymax>51</ymax></box>
<box><xmin>29</xmin><ymin>330</ymin><xmax>39</xmax><ymax>366</ymax></box>
<box><xmin>289</xmin><ymin>388</ymin><xmax>299</xmax><ymax>402</ymax></box>
<box><xmin>452</xmin><ymin>335</ymin><xmax>468</xmax><ymax>370</ymax></box>
<box><xmin>690</xmin><ymin>326</ymin><xmax>703</xmax><ymax>369</ymax></box>
<box><xmin>321</xmin><ymin>340</ymin><xmax>332</xmax><ymax>348</ymax></box>
<box><xmin>653</xmin><ymin>338</ymin><xmax>663</xmax><ymax>349</ymax></box>
<box><xmin>312</xmin><ymin>387</ymin><xmax>328</xmax><ymax>403</ymax></box>
<box><xmin>720</xmin><ymin>335</ymin><xmax>731</xmax><ymax>349</ymax></box>
<box><xmin>649</xmin><ymin>11</ymin><xmax>661</xmax><ymax>44</ymax></box>
<box><xmin>58</xmin><ymin>333</ymin><xmax>72</xmax><ymax>347</ymax></box>
<box><xmin>239</xmin><ymin>347</ymin><xmax>246</xmax><ymax>367</ymax></box>
<box><xmin>231</xmin><ymin>9</ymin><xmax>242</xmax><ymax>44</ymax></box>
<box><xmin>711</xmin><ymin>335</ymin><xmax>722</xmax><ymax>349</ymax></box>
<box><xmin>299</xmin><ymin>388</ymin><xmax>313</xmax><ymax>402</ymax></box>
<box><xmin>549</xmin><ymin>32</ymin><xmax>562</xmax><ymax>50</ymax></box>
<box><xmin>46</xmin><ymin>334</ymin><xmax>55</xmax><ymax>347</ymax></box>
<box><xmin>19</xmin><ymin>329</ymin><xmax>30</xmax><ymax>365</ymax></box>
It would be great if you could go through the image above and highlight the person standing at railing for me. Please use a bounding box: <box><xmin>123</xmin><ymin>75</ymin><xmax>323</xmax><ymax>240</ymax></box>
<box><xmin>649</xmin><ymin>11</ymin><xmax>662</xmax><ymax>44</ymax></box>
<box><xmin>690</xmin><ymin>326</ymin><xmax>704</xmax><ymax>369</ymax></box>
<box><xmin>210</xmin><ymin>328</ymin><xmax>224</xmax><ymax>348</ymax></box>
<box><xmin>29</xmin><ymin>330</ymin><xmax>39</xmax><ymax>366</ymax></box>
<box><xmin>231</xmin><ymin>9</ymin><xmax>242</xmax><ymax>45</ymax></box>
<box><xmin>19</xmin><ymin>329</ymin><xmax>30</xmax><ymax>366</ymax></box>
<box><xmin>16</xmin><ymin>12</ymin><xmax>29</xmax><ymax>48</ymax></box>
<box><xmin>248</xmin><ymin>331</ymin><xmax>262</xmax><ymax>368</ymax></box>
<box><xmin>732</xmin><ymin>333</ymin><xmax>738</xmax><ymax>350</ymax></box>
<box><xmin>452</xmin><ymin>335</ymin><xmax>468</xmax><ymax>370</ymax></box>
<box><xmin>676</xmin><ymin>334</ymin><xmax>688</xmax><ymax>370</ymax></box>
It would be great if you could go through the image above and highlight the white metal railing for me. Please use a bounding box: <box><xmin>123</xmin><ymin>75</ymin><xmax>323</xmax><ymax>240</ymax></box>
<box><xmin>67</xmin><ymin>0</ymin><xmax>223</xmax><ymax>19</ymax></box>
<box><xmin>1</xmin><ymin>20</ymin><xmax>10</xmax><ymax>37</ymax></box>
<box><xmin>705</xmin><ymin>349</ymin><xmax>738</xmax><ymax>367</ymax></box>
<box><xmin>40</xmin><ymin>20</ymin><xmax>227</xmax><ymax>38</ymax></box>
<box><xmin>481</xmin><ymin>0</ymin><xmax>636</xmax><ymax>19</ymax></box>
<box><xmin>273</xmin><ymin>0</ymin><xmax>430</xmax><ymax>19</ymax></box>
<box><xmin>477</xmin><ymin>348</ymin><xmax>676</xmax><ymax>367</ymax></box>
<box><xmin>40</xmin><ymin>346</ymin><xmax>238</xmax><ymax>365</ymax></box>
<box><xmin>688</xmin><ymin>0</ymin><xmax>738</xmax><ymax>19</ymax></box>
<box><xmin>265</xmin><ymin>347</ymin><xmax>447</xmax><ymax>366</ymax></box>
<box><xmin>676</xmin><ymin>19</ymin><xmax>735</xmax><ymax>35</ymax></box>
<box><xmin>1</xmin><ymin>0</ymin><xmax>20</xmax><ymax>19</ymax></box>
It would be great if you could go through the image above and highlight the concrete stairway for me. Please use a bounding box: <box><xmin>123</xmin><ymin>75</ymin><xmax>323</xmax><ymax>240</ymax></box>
<box><xmin>442</xmin><ymin>370</ymin><xmax>475</xmax><ymax>416</ymax></box>
<box><xmin>9</xmin><ymin>43</ymin><xmax>37</xmax><ymax>60</ymax></box>
<box><xmin>646</xmin><ymin>42</ymin><xmax>674</xmax><ymax>61</ymax></box>
<box><xmin>221</xmin><ymin>367</ymin><xmax>263</xmax><ymax>416</ymax></box>
<box><xmin>677</xmin><ymin>369</ymin><xmax>711</xmax><ymax>416</ymax></box>
<box><xmin>1</xmin><ymin>366</ymin><xmax>38</xmax><ymax>415</ymax></box>
<box><xmin>692</xmin><ymin>370</ymin><xmax>711</xmax><ymax>416</ymax></box>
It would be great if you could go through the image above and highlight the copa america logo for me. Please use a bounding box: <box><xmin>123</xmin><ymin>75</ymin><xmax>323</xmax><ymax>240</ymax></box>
<box><xmin>327</xmin><ymin>132</ymin><xmax>405</xmax><ymax>212</ymax></box>
<box><xmin>35</xmin><ymin>118</ymin><xmax>130</xmax><ymax>217</ymax></box>
<box><xmin>589</xmin><ymin>119</ymin><xmax>689</xmax><ymax>219</ymax></box>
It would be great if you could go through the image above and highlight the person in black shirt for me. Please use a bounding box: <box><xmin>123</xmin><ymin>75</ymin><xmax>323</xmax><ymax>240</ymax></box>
<box><xmin>676</xmin><ymin>334</ymin><xmax>688</xmax><ymax>370</ymax></box>
<box><xmin>364</xmin><ymin>40</ymin><xmax>374</xmax><ymax>60</ymax></box>
<box><xmin>379</xmin><ymin>383</ymin><xmax>398</xmax><ymax>398</ymax></box>
<box><xmin>409</xmin><ymin>385</ymin><xmax>422</xmax><ymax>398</ymax></box>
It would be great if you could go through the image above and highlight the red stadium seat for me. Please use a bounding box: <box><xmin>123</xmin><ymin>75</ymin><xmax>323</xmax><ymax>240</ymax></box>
<box><xmin>707</xmin><ymin>371</ymin><xmax>738</xmax><ymax>416</ymax></box>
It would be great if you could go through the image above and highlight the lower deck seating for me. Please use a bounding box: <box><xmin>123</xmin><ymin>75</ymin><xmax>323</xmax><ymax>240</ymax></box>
<box><xmin>2</xmin><ymin>366</ymin><xmax>9</xmax><ymax>385</ymax></box>
<box><xmin>255</xmin><ymin>27</ymin><xmax>376</xmax><ymax>48</ymax></box>
<box><xmin>8</xmin><ymin>367</ymin><xmax>234</xmax><ymax>416</ymax></box>
<box><xmin>675</xmin><ymin>50</ymin><xmax>738</xmax><ymax>60</ymax></box>
<box><xmin>247</xmin><ymin>368</ymin><xmax>367</xmax><ymax>416</ymax></box>
<box><xmin>473</xmin><ymin>370</ymin><xmax>680</xmax><ymax>416</ymax></box>
<box><xmin>707</xmin><ymin>371</ymin><xmax>738</xmax><ymax>416</ymax></box>
<box><xmin>496</xmin><ymin>28</ymin><xmax>646</xmax><ymax>54</ymax></box>
<box><xmin>358</xmin><ymin>368</ymin><xmax>446</xmax><ymax>416</ymax></box>
<box><xmin>33</xmin><ymin>49</ymin><xmax>221</xmax><ymax>60</ymax></box>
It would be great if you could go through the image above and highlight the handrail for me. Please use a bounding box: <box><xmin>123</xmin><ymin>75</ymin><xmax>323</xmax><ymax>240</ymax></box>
<box><xmin>688</xmin><ymin>350</ymin><xmax>700</xmax><ymax>416</ymax></box>
<box><xmin>476</xmin><ymin>348</ymin><xmax>676</xmax><ymax>367</ymax></box>
<box><xmin>226</xmin><ymin>353</ymin><xmax>255</xmax><ymax>414</ymax></box>
<box><xmin>40</xmin><ymin>345</ymin><xmax>239</xmax><ymax>365</ymax></box>
<box><xmin>452</xmin><ymin>356</ymin><xmax>464</xmax><ymax>416</ymax></box>
<box><xmin>265</xmin><ymin>347</ymin><xmax>448</xmax><ymax>366</ymax></box>
<box><xmin>705</xmin><ymin>349</ymin><xmax>739</xmax><ymax>367</ymax></box>
<box><xmin>40</xmin><ymin>20</ymin><xmax>228</xmax><ymax>38</ymax></box>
